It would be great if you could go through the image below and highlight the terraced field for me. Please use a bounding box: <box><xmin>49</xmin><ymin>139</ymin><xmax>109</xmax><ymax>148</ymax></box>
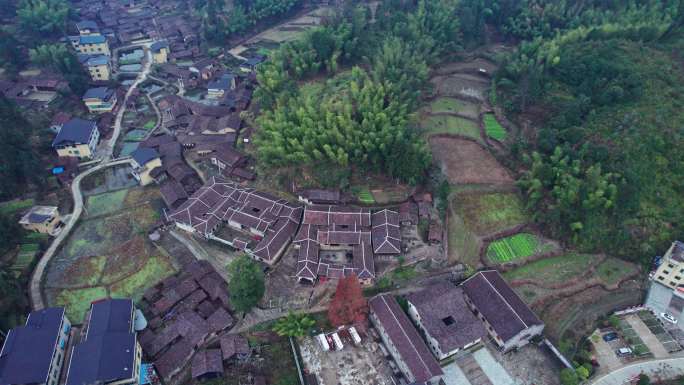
<box><xmin>483</xmin><ymin>113</ymin><xmax>506</xmax><ymax>141</ymax></box>
<box><xmin>421</xmin><ymin>115</ymin><xmax>481</xmax><ymax>141</ymax></box>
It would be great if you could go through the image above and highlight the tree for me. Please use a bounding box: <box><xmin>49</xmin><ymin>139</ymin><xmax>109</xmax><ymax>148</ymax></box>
<box><xmin>29</xmin><ymin>44</ymin><xmax>89</xmax><ymax>95</ymax></box>
<box><xmin>272</xmin><ymin>312</ymin><xmax>316</xmax><ymax>337</ymax></box>
<box><xmin>0</xmin><ymin>30</ymin><xmax>26</xmax><ymax>75</ymax></box>
<box><xmin>17</xmin><ymin>0</ymin><xmax>70</xmax><ymax>38</ymax></box>
<box><xmin>227</xmin><ymin>255</ymin><xmax>265</xmax><ymax>313</ymax></box>
<box><xmin>559</xmin><ymin>368</ymin><xmax>579</xmax><ymax>385</ymax></box>
<box><xmin>0</xmin><ymin>213</ymin><xmax>23</xmax><ymax>255</ymax></box>
<box><xmin>637</xmin><ymin>374</ymin><xmax>651</xmax><ymax>385</ymax></box>
<box><xmin>328</xmin><ymin>275</ymin><xmax>368</xmax><ymax>327</ymax></box>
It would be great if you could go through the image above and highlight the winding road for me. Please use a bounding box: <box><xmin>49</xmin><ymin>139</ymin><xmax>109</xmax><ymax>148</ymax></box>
<box><xmin>589</xmin><ymin>355</ymin><xmax>684</xmax><ymax>384</ymax></box>
<box><xmin>30</xmin><ymin>44</ymin><xmax>157</xmax><ymax>310</ymax></box>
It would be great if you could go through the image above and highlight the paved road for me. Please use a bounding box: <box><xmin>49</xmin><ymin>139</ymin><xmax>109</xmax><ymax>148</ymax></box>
<box><xmin>590</xmin><ymin>356</ymin><xmax>684</xmax><ymax>385</ymax></box>
<box><xmin>30</xmin><ymin>158</ymin><xmax>133</xmax><ymax>310</ymax></box>
<box><xmin>105</xmin><ymin>45</ymin><xmax>153</xmax><ymax>159</ymax></box>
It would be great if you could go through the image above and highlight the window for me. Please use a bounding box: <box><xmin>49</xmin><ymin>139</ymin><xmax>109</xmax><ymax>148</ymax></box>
<box><xmin>442</xmin><ymin>316</ymin><xmax>455</xmax><ymax>326</ymax></box>
<box><xmin>676</xmin><ymin>276</ymin><xmax>682</xmax><ymax>281</ymax></box>
<box><xmin>659</xmin><ymin>276</ymin><xmax>665</xmax><ymax>280</ymax></box>
<box><xmin>669</xmin><ymin>264</ymin><xmax>675</xmax><ymax>268</ymax></box>
<box><xmin>671</xmin><ymin>281</ymin><xmax>677</xmax><ymax>287</ymax></box>
<box><xmin>663</xmin><ymin>270</ymin><xmax>670</xmax><ymax>274</ymax></box>
<box><xmin>59</xmin><ymin>338</ymin><xmax>65</xmax><ymax>349</ymax></box>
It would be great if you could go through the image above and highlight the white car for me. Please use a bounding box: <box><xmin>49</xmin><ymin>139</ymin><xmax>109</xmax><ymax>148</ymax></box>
<box><xmin>661</xmin><ymin>313</ymin><xmax>678</xmax><ymax>324</ymax></box>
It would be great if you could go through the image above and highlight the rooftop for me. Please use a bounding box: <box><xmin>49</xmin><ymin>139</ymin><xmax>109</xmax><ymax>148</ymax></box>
<box><xmin>52</xmin><ymin>118</ymin><xmax>97</xmax><ymax>147</ymax></box>
<box><xmin>19</xmin><ymin>206</ymin><xmax>59</xmax><ymax>225</ymax></box>
<box><xmin>369</xmin><ymin>295</ymin><xmax>443</xmax><ymax>383</ymax></box>
<box><xmin>132</xmin><ymin>147</ymin><xmax>160</xmax><ymax>167</ymax></box>
<box><xmin>406</xmin><ymin>283</ymin><xmax>486</xmax><ymax>354</ymax></box>
<box><xmin>79</xmin><ymin>34</ymin><xmax>106</xmax><ymax>44</ymax></box>
<box><xmin>0</xmin><ymin>308</ymin><xmax>65</xmax><ymax>385</ymax></box>
<box><xmin>83</xmin><ymin>87</ymin><xmax>114</xmax><ymax>101</ymax></box>
<box><xmin>462</xmin><ymin>270</ymin><xmax>543</xmax><ymax>342</ymax></box>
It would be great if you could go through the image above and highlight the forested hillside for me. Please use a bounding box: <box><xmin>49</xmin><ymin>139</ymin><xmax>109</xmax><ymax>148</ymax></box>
<box><xmin>254</xmin><ymin>0</ymin><xmax>460</xmax><ymax>184</ymax></box>
<box><xmin>477</xmin><ymin>0</ymin><xmax>684</xmax><ymax>261</ymax></box>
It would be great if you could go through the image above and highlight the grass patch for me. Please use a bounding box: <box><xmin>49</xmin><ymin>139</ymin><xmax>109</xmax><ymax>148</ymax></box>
<box><xmin>24</xmin><ymin>232</ymin><xmax>48</xmax><ymax>242</ymax></box>
<box><xmin>19</xmin><ymin>243</ymin><xmax>39</xmax><ymax>253</ymax></box>
<box><xmin>483</xmin><ymin>113</ymin><xmax>506</xmax><ymax>141</ymax></box>
<box><xmin>596</xmin><ymin>258</ymin><xmax>638</xmax><ymax>286</ymax></box>
<box><xmin>504</xmin><ymin>253</ymin><xmax>596</xmax><ymax>285</ymax></box>
<box><xmin>356</xmin><ymin>187</ymin><xmax>375</xmax><ymax>204</ymax></box>
<box><xmin>86</xmin><ymin>190</ymin><xmax>128</xmax><ymax>217</ymax></box>
<box><xmin>447</xmin><ymin>203</ymin><xmax>480</xmax><ymax>267</ymax></box>
<box><xmin>455</xmin><ymin>192</ymin><xmax>527</xmax><ymax>236</ymax></box>
<box><xmin>56</xmin><ymin>286</ymin><xmax>108</xmax><ymax>322</ymax></box>
<box><xmin>109</xmin><ymin>255</ymin><xmax>176</xmax><ymax>300</ymax></box>
<box><xmin>11</xmin><ymin>252</ymin><xmax>37</xmax><ymax>272</ymax></box>
<box><xmin>143</xmin><ymin>119</ymin><xmax>156</xmax><ymax>130</ymax></box>
<box><xmin>422</xmin><ymin>115</ymin><xmax>481</xmax><ymax>141</ymax></box>
<box><xmin>486</xmin><ymin>233</ymin><xmax>538</xmax><ymax>263</ymax></box>
<box><xmin>0</xmin><ymin>199</ymin><xmax>34</xmax><ymax>215</ymax></box>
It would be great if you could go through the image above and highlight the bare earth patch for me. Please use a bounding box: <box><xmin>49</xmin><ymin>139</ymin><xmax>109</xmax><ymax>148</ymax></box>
<box><xmin>429</xmin><ymin>136</ymin><xmax>513</xmax><ymax>185</ymax></box>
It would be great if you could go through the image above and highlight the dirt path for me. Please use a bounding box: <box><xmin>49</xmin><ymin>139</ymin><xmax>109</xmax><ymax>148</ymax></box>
<box><xmin>30</xmin><ymin>158</ymin><xmax>135</xmax><ymax>310</ymax></box>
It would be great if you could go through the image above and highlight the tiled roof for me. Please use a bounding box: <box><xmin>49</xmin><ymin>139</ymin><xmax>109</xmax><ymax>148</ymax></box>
<box><xmin>369</xmin><ymin>295</ymin><xmax>443</xmax><ymax>383</ymax></box>
<box><xmin>371</xmin><ymin>209</ymin><xmax>401</xmax><ymax>254</ymax></box>
<box><xmin>191</xmin><ymin>349</ymin><xmax>222</xmax><ymax>378</ymax></box>
<box><xmin>406</xmin><ymin>283</ymin><xmax>486</xmax><ymax>354</ymax></box>
<box><xmin>462</xmin><ymin>270</ymin><xmax>543</xmax><ymax>342</ymax></box>
<box><xmin>219</xmin><ymin>335</ymin><xmax>249</xmax><ymax>360</ymax></box>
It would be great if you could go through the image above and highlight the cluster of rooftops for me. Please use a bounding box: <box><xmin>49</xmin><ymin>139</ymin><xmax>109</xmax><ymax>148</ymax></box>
<box><xmin>369</xmin><ymin>270</ymin><xmax>545</xmax><ymax>384</ymax></box>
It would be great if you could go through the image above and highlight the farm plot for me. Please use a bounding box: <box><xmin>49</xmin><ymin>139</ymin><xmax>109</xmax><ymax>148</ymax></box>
<box><xmin>86</xmin><ymin>189</ymin><xmax>128</xmax><ymax>217</ymax></box>
<box><xmin>452</xmin><ymin>191</ymin><xmax>526</xmax><ymax>236</ymax></box>
<box><xmin>429</xmin><ymin>137</ymin><xmax>514</xmax><ymax>185</ymax></box>
<box><xmin>44</xmin><ymin>188</ymin><xmax>176</xmax><ymax>322</ymax></box>
<box><xmin>430</xmin><ymin>75</ymin><xmax>489</xmax><ymax>100</ymax></box>
<box><xmin>486</xmin><ymin>233</ymin><xmax>539</xmax><ymax>263</ymax></box>
<box><xmin>595</xmin><ymin>258</ymin><xmax>640</xmax><ymax>286</ymax></box>
<box><xmin>504</xmin><ymin>253</ymin><xmax>597</xmax><ymax>286</ymax></box>
<box><xmin>447</xmin><ymin>203</ymin><xmax>481</xmax><ymax>267</ymax></box>
<box><xmin>428</xmin><ymin>97</ymin><xmax>480</xmax><ymax>119</ymax></box>
<box><xmin>421</xmin><ymin>115</ymin><xmax>481</xmax><ymax>141</ymax></box>
<box><xmin>483</xmin><ymin>113</ymin><xmax>506</xmax><ymax>141</ymax></box>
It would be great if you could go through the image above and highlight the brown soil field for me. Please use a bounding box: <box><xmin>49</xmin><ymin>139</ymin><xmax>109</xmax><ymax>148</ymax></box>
<box><xmin>429</xmin><ymin>136</ymin><xmax>514</xmax><ymax>185</ymax></box>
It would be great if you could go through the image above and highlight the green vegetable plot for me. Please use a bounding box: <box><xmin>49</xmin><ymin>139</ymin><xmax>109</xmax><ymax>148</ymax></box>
<box><xmin>487</xmin><ymin>233</ymin><xmax>538</xmax><ymax>262</ymax></box>
<box><xmin>483</xmin><ymin>113</ymin><xmax>506</xmax><ymax>141</ymax></box>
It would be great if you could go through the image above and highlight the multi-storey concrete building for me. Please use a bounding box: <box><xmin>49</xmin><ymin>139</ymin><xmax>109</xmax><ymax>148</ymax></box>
<box><xmin>653</xmin><ymin>241</ymin><xmax>684</xmax><ymax>290</ymax></box>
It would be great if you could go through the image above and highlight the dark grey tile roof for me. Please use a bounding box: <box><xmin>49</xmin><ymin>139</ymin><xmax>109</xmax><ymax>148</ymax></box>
<box><xmin>0</xmin><ymin>308</ymin><xmax>65</xmax><ymax>385</ymax></box>
<box><xmin>369</xmin><ymin>295</ymin><xmax>443</xmax><ymax>383</ymax></box>
<box><xmin>462</xmin><ymin>270</ymin><xmax>543</xmax><ymax>342</ymax></box>
<box><xmin>406</xmin><ymin>283</ymin><xmax>486</xmax><ymax>353</ymax></box>
<box><xmin>52</xmin><ymin>118</ymin><xmax>97</xmax><ymax>147</ymax></box>
<box><xmin>191</xmin><ymin>349</ymin><xmax>222</xmax><ymax>378</ymax></box>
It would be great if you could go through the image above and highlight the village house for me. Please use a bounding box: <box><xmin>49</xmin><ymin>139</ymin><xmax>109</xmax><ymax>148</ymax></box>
<box><xmin>166</xmin><ymin>177</ymin><xmax>302</xmax><ymax>264</ymax></box>
<box><xmin>406</xmin><ymin>282</ymin><xmax>486</xmax><ymax>360</ymax></box>
<box><xmin>83</xmin><ymin>55</ymin><xmax>112</xmax><ymax>81</ymax></box>
<box><xmin>297</xmin><ymin>189</ymin><xmax>341</xmax><ymax>205</ymax></box>
<box><xmin>0</xmin><ymin>308</ymin><xmax>71</xmax><ymax>385</ymax></box>
<box><xmin>52</xmin><ymin>118</ymin><xmax>100</xmax><ymax>159</ymax></box>
<box><xmin>50</xmin><ymin>112</ymin><xmax>72</xmax><ymax>134</ymax></box>
<box><xmin>652</xmin><ymin>241</ymin><xmax>684</xmax><ymax>290</ymax></box>
<box><xmin>82</xmin><ymin>87</ymin><xmax>117</xmax><ymax>113</ymax></box>
<box><xmin>72</xmin><ymin>34</ymin><xmax>111</xmax><ymax>56</ymax></box>
<box><xmin>239</xmin><ymin>56</ymin><xmax>265</xmax><ymax>73</ymax></box>
<box><xmin>76</xmin><ymin>20</ymin><xmax>99</xmax><ymax>35</ymax></box>
<box><xmin>294</xmin><ymin>205</ymin><xmax>400</xmax><ymax>285</ymax></box>
<box><xmin>131</xmin><ymin>147</ymin><xmax>162</xmax><ymax>186</ymax></box>
<box><xmin>369</xmin><ymin>295</ymin><xmax>444</xmax><ymax>385</ymax></box>
<box><xmin>19</xmin><ymin>206</ymin><xmax>63</xmax><ymax>235</ymax></box>
<box><xmin>66</xmin><ymin>299</ymin><xmax>143</xmax><ymax>385</ymax></box>
<box><xmin>191</xmin><ymin>350</ymin><xmax>222</xmax><ymax>380</ymax></box>
<box><xmin>206</xmin><ymin>73</ymin><xmax>235</xmax><ymax>99</ymax></box>
<box><xmin>189</xmin><ymin>58</ymin><xmax>215</xmax><ymax>80</ymax></box>
<box><xmin>150</xmin><ymin>40</ymin><xmax>169</xmax><ymax>64</ymax></box>
<box><xmin>462</xmin><ymin>270</ymin><xmax>545</xmax><ymax>352</ymax></box>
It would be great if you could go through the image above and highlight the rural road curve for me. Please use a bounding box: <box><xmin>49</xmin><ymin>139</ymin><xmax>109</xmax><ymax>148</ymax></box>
<box><xmin>589</xmin><ymin>355</ymin><xmax>684</xmax><ymax>385</ymax></box>
<box><xmin>30</xmin><ymin>158</ymin><xmax>133</xmax><ymax>310</ymax></box>
<box><xmin>105</xmin><ymin>45</ymin><xmax>153</xmax><ymax>159</ymax></box>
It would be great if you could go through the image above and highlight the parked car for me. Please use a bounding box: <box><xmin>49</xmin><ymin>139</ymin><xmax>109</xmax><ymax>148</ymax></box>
<box><xmin>603</xmin><ymin>332</ymin><xmax>618</xmax><ymax>342</ymax></box>
<box><xmin>616</xmin><ymin>347</ymin><xmax>633</xmax><ymax>357</ymax></box>
<box><xmin>661</xmin><ymin>313</ymin><xmax>678</xmax><ymax>324</ymax></box>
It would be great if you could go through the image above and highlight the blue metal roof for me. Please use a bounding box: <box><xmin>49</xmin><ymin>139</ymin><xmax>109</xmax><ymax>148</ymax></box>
<box><xmin>66</xmin><ymin>300</ymin><xmax>137</xmax><ymax>385</ymax></box>
<box><xmin>52</xmin><ymin>118</ymin><xmax>97</xmax><ymax>147</ymax></box>
<box><xmin>207</xmin><ymin>73</ymin><xmax>234</xmax><ymax>91</ymax></box>
<box><xmin>0</xmin><ymin>308</ymin><xmax>65</xmax><ymax>385</ymax></box>
<box><xmin>83</xmin><ymin>87</ymin><xmax>114</xmax><ymax>101</ymax></box>
<box><xmin>131</xmin><ymin>147</ymin><xmax>159</xmax><ymax>166</ymax></box>
<box><xmin>150</xmin><ymin>40</ymin><xmax>168</xmax><ymax>52</ymax></box>
<box><xmin>86</xmin><ymin>55</ymin><xmax>109</xmax><ymax>66</ymax></box>
<box><xmin>79</xmin><ymin>34</ymin><xmax>106</xmax><ymax>44</ymax></box>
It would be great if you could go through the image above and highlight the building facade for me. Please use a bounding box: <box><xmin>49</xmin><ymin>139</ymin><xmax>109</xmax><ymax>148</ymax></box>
<box><xmin>73</xmin><ymin>34</ymin><xmax>111</xmax><ymax>56</ymax></box>
<box><xmin>83</xmin><ymin>87</ymin><xmax>118</xmax><ymax>113</ymax></box>
<box><xmin>52</xmin><ymin>118</ymin><xmax>100</xmax><ymax>159</ymax></box>
<box><xmin>0</xmin><ymin>308</ymin><xmax>71</xmax><ymax>385</ymax></box>
<box><xmin>653</xmin><ymin>241</ymin><xmax>684</xmax><ymax>290</ymax></box>
<box><xmin>131</xmin><ymin>148</ymin><xmax>162</xmax><ymax>186</ymax></box>
<box><xmin>19</xmin><ymin>206</ymin><xmax>63</xmax><ymax>235</ymax></box>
